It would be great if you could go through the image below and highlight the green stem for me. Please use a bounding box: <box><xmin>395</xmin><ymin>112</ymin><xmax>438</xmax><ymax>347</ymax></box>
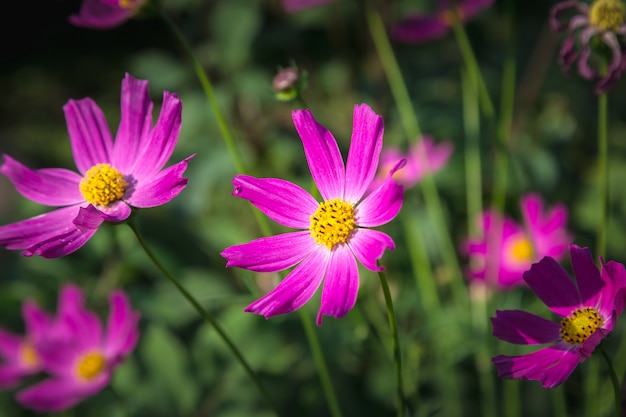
<box><xmin>298</xmin><ymin>309</ymin><xmax>344</xmax><ymax>417</ymax></box>
<box><xmin>127</xmin><ymin>221</ymin><xmax>281</xmax><ymax>417</ymax></box>
<box><xmin>600</xmin><ymin>349</ymin><xmax>622</xmax><ymax>417</ymax></box>
<box><xmin>597</xmin><ymin>89</ymin><xmax>608</xmax><ymax>258</ymax></box>
<box><xmin>377</xmin><ymin>266</ymin><xmax>406</xmax><ymax>417</ymax></box>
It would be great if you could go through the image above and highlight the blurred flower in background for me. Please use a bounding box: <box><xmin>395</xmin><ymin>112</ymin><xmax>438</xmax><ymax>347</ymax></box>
<box><xmin>282</xmin><ymin>0</ymin><xmax>335</xmax><ymax>13</ymax></box>
<box><xmin>462</xmin><ymin>193</ymin><xmax>572</xmax><ymax>289</ymax></box>
<box><xmin>392</xmin><ymin>0</ymin><xmax>495</xmax><ymax>44</ymax></box>
<box><xmin>272</xmin><ymin>66</ymin><xmax>308</xmax><ymax>102</ymax></box>
<box><xmin>15</xmin><ymin>285</ymin><xmax>140</xmax><ymax>412</ymax></box>
<box><xmin>371</xmin><ymin>136</ymin><xmax>453</xmax><ymax>190</ymax></box>
<box><xmin>70</xmin><ymin>0</ymin><xmax>147</xmax><ymax>29</ymax></box>
<box><xmin>491</xmin><ymin>245</ymin><xmax>626</xmax><ymax>388</ymax></box>
<box><xmin>550</xmin><ymin>0</ymin><xmax>626</xmax><ymax>93</ymax></box>
<box><xmin>222</xmin><ymin>104</ymin><xmax>404</xmax><ymax>325</ymax></box>
<box><xmin>0</xmin><ymin>73</ymin><xmax>193</xmax><ymax>258</ymax></box>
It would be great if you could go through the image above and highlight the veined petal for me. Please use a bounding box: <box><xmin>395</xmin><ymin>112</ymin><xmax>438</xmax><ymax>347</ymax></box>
<box><xmin>343</xmin><ymin>104</ymin><xmax>384</xmax><ymax>203</ymax></box>
<box><xmin>230</xmin><ymin>175</ymin><xmax>318</xmax><ymax>229</ymax></box>
<box><xmin>245</xmin><ymin>247</ymin><xmax>329</xmax><ymax>319</ymax></box>
<box><xmin>127</xmin><ymin>91</ymin><xmax>182</xmax><ymax>180</ymax></box>
<box><xmin>492</xmin><ymin>344</ymin><xmax>579</xmax><ymax>388</ymax></box>
<box><xmin>111</xmin><ymin>74</ymin><xmax>153</xmax><ymax>175</ymax></box>
<box><xmin>95</xmin><ymin>200</ymin><xmax>131</xmax><ymax>223</ymax></box>
<box><xmin>126</xmin><ymin>155</ymin><xmax>193</xmax><ymax>208</ymax></box>
<box><xmin>24</xmin><ymin>223</ymin><xmax>100</xmax><ymax>258</ymax></box>
<box><xmin>317</xmin><ymin>246</ymin><xmax>359</xmax><ymax>325</ymax></box>
<box><xmin>0</xmin><ymin>206</ymin><xmax>80</xmax><ymax>251</ymax></box>
<box><xmin>569</xmin><ymin>245</ymin><xmax>604</xmax><ymax>307</ymax></box>
<box><xmin>1</xmin><ymin>156</ymin><xmax>83</xmax><ymax>206</ymax></box>
<box><xmin>292</xmin><ymin>109</ymin><xmax>345</xmax><ymax>200</ymax></box>
<box><xmin>17</xmin><ymin>376</ymin><xmax>109</xmax><ymax>413</ymax></box>
<box><xmin>523</xmin><ymin>256</ymin><xmax>581</xmax><ymax>317</ymax></box>
<box><xmin>222</xmin><ymin>231</ymin><xmax>316</xmax><ymax>272</ymax></box>
<box><xmin>63</xmin><ymin>98</ymin><xmax>113</xmax><ymax>175</ymax></box>
<box><xmin>391</xmin><ymin>15</ymin><xmax>449</xmax><ymax>44</ymax></box>
<box><xmin>348</xmin><ymin>228</ymin><xmax>394</xmax><ymax>271</ymax></box>
<box><xmin>491</xmin><ymin>310</ymin><xmax>561</xmax><ymax>345</ymax></box>
<box><xmin>104</xmin><ymin>291</ymin><xmax>140</xmax><ymax>360</ymax></box>
<box><xmin>354</xmin><ymin>160</ymin><xmax>404</xmax><ymax>227</ymax></box>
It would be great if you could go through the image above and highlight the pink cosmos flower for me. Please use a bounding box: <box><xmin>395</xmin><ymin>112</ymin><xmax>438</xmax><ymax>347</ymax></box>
<box><xmin>392</xmin><ymin>0</ymin><xmax>495</xmax><ymax>44</ymax></box>
<box><xmin>70</xmin><ymin>0</ymin><xmax>146</xmax><ymax>30</ymax></box>
<box><xmin>282</xmin><ymin>0</ymin><xmax>335</xmax><ymax>13</ymax></box>
<box><xmin>491</xmin><ymin>245</ymin><xmax>626</xmax><ymax>388</ymax></box>
<box><xmin>0</xmin><ymin>73</ymin><xmax>192</xmax><ymax>258</ymax></box>
<box><xmin>371</xmin><ymin>136</ymin><xmax>453</xmax><ymax>190</ymax></box>
<box><xmin>221</xmin><ymin>104</ymin><xmax>404</xmax><ymax>325</ymax></box>
<box><xmin>463</xmin><ymin>193</ymin><xmax>572</xmax><ymax>289</ymax></box>
<box><xmin>17</xmin><ymin>285</ymin><xmax>140</xmax><ymax>412</ymax></box>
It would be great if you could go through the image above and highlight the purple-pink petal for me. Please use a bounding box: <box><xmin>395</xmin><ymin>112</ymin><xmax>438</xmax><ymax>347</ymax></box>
<box><xmin>17</xmin><ymin>376</ymin><xmax>108</xmax><ymax>412</ymax></box>
<box><xmin>126</xmin><ymin>155</ymin><xmax>193</xmax><ymax>208</ymax></box>
<box><xmin>24</xmin><ymin>223</ymin><xmax>99</xmax><ymax>258</ymax></box>
<box><xmin>343</xmin><ymin>104</ymin><xmax>384</xmax><ymax>203</ymax></box>
<box><xmin>292</xmin><ymin>109</ymin><xmax>345</xmax><ymax>200</ymax></box>
<box><xmin>245</xmin><ymin>247</ymin><xmax>329</xmax><ymax>319</ymax></box>
<box><xmin>229</xmin><ymin>175</ymin><xmax>318</xmax><ymax>229</ymax></box>
<box><xmin>0</xmin><ymin>206</ymin><xmax>80</xmax><ymax>251</ymax></box>
<box><xmin>63</xmin><ymin>98</ymin><xmax>113</xmax><ymax>174</ymax></box>
<box><xmin>354</xmin><ymin>161</ymin><xmax>404</xmax><ymax>227</ymax></box>
<box><xmin>0</xmin><ymin>364</ymin><xmax>30</xmax><ymax>389</ymax></box>
<box><xmin>0</xmin><ymin>329</ymin><xmax>21</xmax><ymax>360</ymax></box>
<box><xmin>282</xmin><ymin>0</ymin><xmax>335</xmax><ymax>12</ymax></box>
<box><xmin>348</xmin><ymin>228</ymin><xmax>395</xmax><ymax>272</ymax></box>
<box><xmin>111</xmin><ymin>74</ymin><xmax>153</xmax><ymax>175</ymax></box>
<box><xmin>1</xmin><ymin>156</ymin><xmax>84</xmax><ymax>206</ymax></box>
<box><xmin>599</xmin><ymin>261</ymin><xmax>626</xmax><ymax>319</ymax></box>
<box><xmin>221</xmin><ymin>231</ymin><xmax>316</xmax><ymax>273</ymax></box>
<box><xmin>523</xmin><ymin>256</ymin><xmax>581</xmax><ymax>317</ymax></box>
<box><xmin>317</xmin><ymin>246</ymin><xmax>359</xmax><ymax>325</ymax></box>
<box><xmin>569</xmin><ymin>245</ymin><xmax>604</xmax><ymax>307</ymax></box>
<box><xmin>93</xmin><ymin>200</ymin><xmax>131</xmax><ymax>223</ymax></box>
<box><xmin>104</xmin><ymin>291</ymin><xmax>140</xmax><ymax>360</ymax></box>
<box><xmin>491</xmin><ymin>310</ymin><xmax>561</xmax><ymax>345</ymax></box>
<box><xmin>69</xmin><ymin>0</ymin><xmax>135</xmax><ymax>30</ymax></box>
<box><xmin>22</xmin><ymin>301</ymin><xmax>52</xmax><ymax>337</ymax></box>
<box><xmin>549</xmin><ymin>1</ymin><xmax>589</xmax><ymax>32</ymax></box>
<box><xmin>391</xmin><ymin>15</ymin><xmax>450</xmax><ymax>44</ymax></box>
<box><xmin>459</xmin><ymin>0</ymin><xmax>495</xmax><ymax>20</ymax></box>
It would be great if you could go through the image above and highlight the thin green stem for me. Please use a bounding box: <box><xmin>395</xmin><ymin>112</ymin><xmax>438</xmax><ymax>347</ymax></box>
<box><xmin>600</xmin><ymin>349</ymin><xmax>622</xmax><ymax>417</ymax></box>
<box><xmin>377</xmin><ymin>266</ymin><xmax>406</xmax><ymax>417</ymax></box>
<box><xmin>127</xmin><ymin>221</ymin><xmax>281</xmax><ymax>417</ymax></box>
<box><xmin>298</xmin><ymin>309</ymin><xmax>344</xmax><ymax>417</ymax></box>
<box><xmin>597</xmin><ymin>90</ymin><xmax>608</xmax><ymax>258</ymax></box>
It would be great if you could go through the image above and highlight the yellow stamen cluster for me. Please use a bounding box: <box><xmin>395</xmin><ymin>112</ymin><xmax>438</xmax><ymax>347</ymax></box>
<box><xmin>310</xmin><ymin>198</ymin><xmax>356</xmax><ymax>250</ymax></box>
<box><xmin>510</xmin><ymin>237</ymin><xmax>534</xmax><ymax>262</ymax></box>
<box><xmin>20</xmin><ymin>341</ymin><xmax>38</xmax><ymax>368</ymax></box>
<box><xmin>560</xmin><ymin>307</ymin><xmax>603</xmax><ymax>345</ymax></box>
<box><xmin>79</xmin><ymin>164</ymin><xmax>128</xmax><ymax>207</ymax></box>
<box><xmin>76</xmin><ymin>352</ymin><xmax>106</xmax><ymax>380</ymax></box>
<box><xmin>590</xmin><ymin>0</ymin><xmax>625</xmax><ymax>31</ymax></box>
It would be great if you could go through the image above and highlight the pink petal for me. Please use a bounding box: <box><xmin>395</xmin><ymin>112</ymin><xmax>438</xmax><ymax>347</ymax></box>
<box><xmin>292</xmin><ymin>109</ymin><xmax>345</xmax><ymax>200</ymax></box>
<box><xmin>245</xmin><ymin>247</ymin><xmax>329</xmax><ymax>319</ymax></box>
<box><xmin>63</xmin><ymin>98</ymin><xmax>113</xmax><ymax>175</ymax></box>
<box><xmin>523</xmin><ymin>256</ymin><xmax>581</xmax><ymax>317</ymax></box>
<box><xmin>1</xmin><ymin>155</ymin><xmax>83</xmax><ymax>206</ymax></box>
<box><xmin>69</xmin><ymin>0</ymin><xmax>134</xmax><ymax>29</ymax></box>
<box><xmin>17</xmin><ymin>376</ymin><xmax>109</xmax><ymax>413</ymax></box>
<box><xmin>491</xmin><ymin>310</ymin><xmax>561</xmax><ymax>345</ymax></box>
<box><xmin>111</xmin><ymin>74</ymin><xmax>153</xmax><ymax>175</ymax></box>
<box><xmin>22</xmin><ymin>301</ymin><xmax>52</xmax><ymax>337</ymax></box>
<box><xmin>316</xmin><ymin>246</ymin><xmax>359</xmax><ymax>325</ymax></box>
<box><xmin>459</xmin><ymin>0</ymin><xmax>495</xmax><ymax>20</ymax></box>
<box><xmin>94</xmin><ymin>200</ymin><xmax>132</xmax><ymax>223</ymax></box>
<box><xmin>348</xmin><ymin>228</ymin><xmax>395</xmax><ymax>272</ymax></box>
<box><xmin>0</xmin><ymin>364</ymin><xmax>31</xmax><ymax>389</ymax></box>
<box><xmin>391</xmin><ymin>15</ymin><xmax>450</xmax><ymax>44</ymax></box>
<box><xmin>492</xmin><ymin>344</ymin><xmax>580</xmax><ymax>388</ymax></box>
<box><xmin>354</xmin><ymin>160</ymin><xmax>404</xmax><ymax>227</ymax></box>
<box><xmin>598</xmin><ymin>261</ymin><xmax>626</xmax><ymax>319</ymax></box>
<box><xmin>229</xmin><ymin>175</ymin><xmax>318</xmax><ymax>229</ymax></box>
<box><xmin>0</xmin><ymin>329</ymin><xmax>21</xmax><ymax>360</ymax></box>
<box><xmin>222</xmin><ymin>231</ymin><xmax>316</xmax><ymax>272</ymax></box>
<box><xmin>568</xmin><ymin>245</ymin><xmax>603</xmax><ymax>307</ymax></box>
<box><xmin>0</xmin><ymin>206</ymin><xmax>79</xmax><ymax>251</ymax></box>
<box><xmin>126</xmin><ymin>155</ymin><xmax>193</xmax><ymax>208</ymax></box>
<box><xmin>64</xmin><ymin>307</ymin><xmax>102</xmax><ymax>352</ymax></box>
<box><xmin>104</xmin><ymin>291</ymin><xmax>140</xmax><ymax>361</ymax></box>
<box><xmin>282</xmin><ymin>0</ymin><xmax>335</xmax><ymax>12</ymax></box>
<box><xmin>343</xmin><ymin>104</ymin><xmax>384</xmax><ymax>202</ymax></box>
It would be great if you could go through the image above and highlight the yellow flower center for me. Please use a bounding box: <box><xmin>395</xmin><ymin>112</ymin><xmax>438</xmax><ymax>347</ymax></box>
<box><xmin>76</xmin><ymin>352</ymin><xmax>106</xmax><ymax>380</ymax></box>
<box><xmin>590</xmin><ymin>0</ymin><xmax>625</xmax><ymax>31</ymax></box>
<box><xmin>310</xmin><ymin>198</ymin><xmax>356</xmax><ymax>250</ymax></box>
<box><xmin>560</xmin><ymin>307</ymin><xmax>604</xmax><ymax>345</ymax></box>
<box><xmin>510</xmin><ymin>236</ymin><xmax>534</xmax><ymax>262</ymax></box>
<box><xmin>80</xmin><ymin>164</ymin><xmax>128</xmax><ymax>207</ymax></box>
<box><xmin>20</xmin><ymin>341</ymin><xmax>38</xmax><ymax>368</ymax></box>
<box><xmin>440</xmin><ymin>6</ymin><xmax>464</xmax><ymax>27</ymax></box>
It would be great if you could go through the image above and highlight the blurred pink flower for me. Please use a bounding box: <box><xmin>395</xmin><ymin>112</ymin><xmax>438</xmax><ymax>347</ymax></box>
<box><xmin>0</xmin><ymin>73</ymin><xmax>192</xmax><ymax>258</ymax></box>
<box><xmin>70</xmin><ymin>0</ymin><xmax>146</xmax><ymax>29</ymax></box>
<box><xmin>462</xmin><ymin>193</ymin><xmax>572</xmax><ymax>289</ymax></box>
<box><xmin>392</xmin><ymin>0</ymin><xmax>495</xmax><ymax>44</ymax></box>
<box><xmin>550</xmin><ymin>0</ymin><xmax>626</xmax><ymax>93</ymax></box>
<box><xmin>221</xmin><ymin>104</ymin><xmax>404</xmax><ymax>325</ymax></box>
<box><xmin>371</xmin><ymin>136</ymin><xmax>453</xmax><ymax>190</ymax></box>
<box><xmin>282</xmin><ymin>0</ymin><xmax>335</xmax><ymax>13</ymax></box>
<box><xmin>17</xmin><ymin>285</ymin><xmax>140</xmax><ymax>412</ymax></box>
<box><xmin>492</xmin><ymin>245</ymin><xmax>626</xmax><ymax>388</ymax></box>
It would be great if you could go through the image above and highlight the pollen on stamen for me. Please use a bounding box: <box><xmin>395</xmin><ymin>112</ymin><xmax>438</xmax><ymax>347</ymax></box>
<box><xmin>510</xmin><ymin>236</ymin><xmax>534</xmax><ymax>262</ymax></box>
<box><xmin>590</xmin><ymin>0</ymin><xmax>625</xmax><ymax>31</ymax></box>
<box><xmin>560</xmin><ymin>307</ymin><xmax>604</xmax><ymax>345</ymax></box>
<box><xmin>310</xmin><ymin>198</ymin><xmax>356</xmax><ymax>250</ymax></box>
<box><xmin>76</xmin><ymin>352</ymin><xmax>106</xmax><ymax>381</ymax></box>
<box><xmin>80</xmin><ymin>163</ymin><xmax>128</xmax><ymax>207</ymax></box>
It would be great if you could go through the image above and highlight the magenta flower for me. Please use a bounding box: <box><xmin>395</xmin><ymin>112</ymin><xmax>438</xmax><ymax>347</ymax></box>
<box><xmin>70</xmin><ymin>0</ymin><xmax>146</xmax><ymax>30</ymax></box>
<box><xmin>463</xmin><ymin>193</ymin><xmax>572</xmax><ymax>289</ymax></box>
<box><xmin>550</xmin><ymin>0</ymin><xmax>626</xmax><ymax>93</ymax></box>
<box><xmin>491</xmin><ymin>245</ymin><xmax>626</xmax><ymax>388</ymax></box>
<box><xmin>17</xmin><ymin>285</ymin><xmax>140</xmax><ymax>412</ymax></box>
<box><xmin>371</xmin><ymin>136</ymin><xmax>453</xmax><ymax>190</ymax></box>
<box><xmin>392</xmin><ymin>0</ymin><xmax>495</xmax><ymax>44</ymax></box>
<box><xmin>0</xmin><ymin>73</ymin><xmax>192</xmax><ymax>258</ymax></box>
<box><xmin>282</xmin><ymin>0</ymin><xmax>335</xmax><ymax>13</ymax></box>
<box><xmin>221</xmin><ymin>104</ymin><xmax>404</xmax><ymax>325</ymax></box>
